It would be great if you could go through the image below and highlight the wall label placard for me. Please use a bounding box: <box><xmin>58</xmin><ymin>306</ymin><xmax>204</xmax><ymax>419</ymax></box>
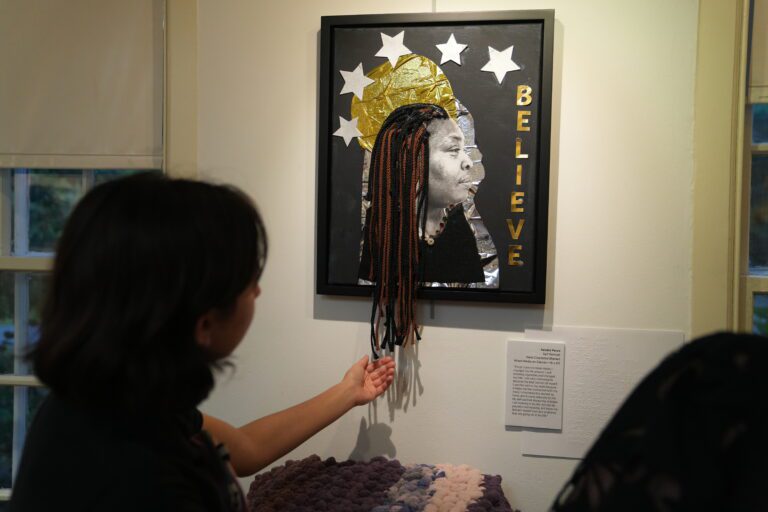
<box><xmin>506</xmin><ymin>339</ymin><xmax>565</xmax><ymax>430</ymax></box>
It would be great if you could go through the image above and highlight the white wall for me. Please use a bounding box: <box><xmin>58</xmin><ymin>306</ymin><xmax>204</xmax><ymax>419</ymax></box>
<box><xmin>196</xmin><ymin>1</ymin><xmax>698</xmax><ymax>510</ymax></box>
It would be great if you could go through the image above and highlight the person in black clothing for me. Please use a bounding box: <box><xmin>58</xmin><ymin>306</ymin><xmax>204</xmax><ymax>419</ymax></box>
<box><xmin>551</xmin><ymin>332</ymin><xmax>768</xmax><ymax>512</ymax></box>
<box><xmin>10</xmin><ymin>173</ymin><xmax>395</xmax><ymax>511</ymax></box>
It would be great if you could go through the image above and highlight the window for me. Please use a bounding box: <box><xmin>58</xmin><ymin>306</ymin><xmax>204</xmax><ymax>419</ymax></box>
<box><xmin>0</xmin><ymin>169</ymin><xmax>152</xmax><ymax>504</ymax></box>
<box><xmin>0</xmin><ymin>1</ymin><xmax>165</xmax><ymax>503</ymax></box>
<box><xmin>741</xmin><ymin>0</ymin><xmax>768</xmax><ymax>332</ymax></box>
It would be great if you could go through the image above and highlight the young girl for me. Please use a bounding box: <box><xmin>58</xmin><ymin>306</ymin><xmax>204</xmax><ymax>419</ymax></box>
<box><xmin>10</xmin><ymin>173</ymin><xmax>394</xmax><ymax>511</ymax></box>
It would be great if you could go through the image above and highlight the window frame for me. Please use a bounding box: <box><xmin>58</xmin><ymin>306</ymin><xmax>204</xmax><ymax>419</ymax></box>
<box><xmin>690</xmin><ymin>0</ymin><xmax>751</xmax><ymax>336</ymax></box>
<box><xmin>739</xmin><ymin>0</ymin><xmax>768</xmax><ymax>333</ymax></box>
<box><xmin>741</xmin><ymin>108</ymin><xmax>768</xmax><ymax>331</ymax></box>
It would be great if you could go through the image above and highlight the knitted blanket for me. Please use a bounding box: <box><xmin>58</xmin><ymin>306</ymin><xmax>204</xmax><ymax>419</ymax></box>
<box><xmin>246</xmin><ymin>455</ymin><xmax>517</xmax><ymax>511</ymax></box>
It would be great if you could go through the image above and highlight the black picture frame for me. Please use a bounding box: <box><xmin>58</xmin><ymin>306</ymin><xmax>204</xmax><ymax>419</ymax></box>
<box><xmin>316</xmin><ymin>10</ymin><xmax>554</xmax><ymax>303</ymax></box>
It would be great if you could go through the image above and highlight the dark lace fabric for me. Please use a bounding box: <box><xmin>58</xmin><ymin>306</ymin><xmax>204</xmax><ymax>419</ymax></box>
<box><xmin>551</xmin><ymin>332</ymin><xmax>768</xmax><ymax>512</ymax></box>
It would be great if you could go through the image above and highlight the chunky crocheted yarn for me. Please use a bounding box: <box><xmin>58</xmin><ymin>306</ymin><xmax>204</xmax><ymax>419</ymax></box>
<box><xmin>246</xmin><ymin>455</ymin><xmax>517</xmax><ymax>512</ymax></box>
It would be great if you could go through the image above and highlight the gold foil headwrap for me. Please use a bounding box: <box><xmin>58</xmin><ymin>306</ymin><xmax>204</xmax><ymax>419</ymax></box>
<box><xmin>351</xmin><ymin>54</ymin><xmax>458</xmax><ymax>152</ymax></box>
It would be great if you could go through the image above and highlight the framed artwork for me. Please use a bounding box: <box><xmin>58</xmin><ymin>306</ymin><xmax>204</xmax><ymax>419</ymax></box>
<box><xmin>316</xmin><ymin>10</ymin><xmax>554</xmax><ymax>303</ymax></box>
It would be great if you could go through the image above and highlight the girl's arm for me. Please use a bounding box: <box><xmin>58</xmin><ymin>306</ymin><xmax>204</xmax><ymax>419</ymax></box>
<box><xmin>202</xmin><ymin>355</ymin><xmax>395</xmax><ymax>476</ymax></box>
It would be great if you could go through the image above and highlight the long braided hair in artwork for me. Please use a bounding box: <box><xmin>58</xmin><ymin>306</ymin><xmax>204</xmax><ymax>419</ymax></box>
<box><xmin>361</xmin><ymin>103</ymin><xmax>449</xmax><ymax>356</ymax></box>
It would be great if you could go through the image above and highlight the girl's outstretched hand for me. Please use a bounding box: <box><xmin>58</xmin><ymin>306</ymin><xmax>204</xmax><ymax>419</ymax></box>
<box><xmin>342</xmin><ymin>355</ymin><xmax>396</xmax><ymax>406</ymax></box>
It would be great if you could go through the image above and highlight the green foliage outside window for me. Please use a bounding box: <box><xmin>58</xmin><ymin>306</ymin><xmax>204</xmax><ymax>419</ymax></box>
<box><xmin>27</xmin><ymin>172</ymin><xmax>82</xmax><ymax>253</ymax></box>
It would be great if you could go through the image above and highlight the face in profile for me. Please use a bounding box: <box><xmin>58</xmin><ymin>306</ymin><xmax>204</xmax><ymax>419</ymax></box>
<box><xmin>358</xmin><ymin>103</ymin><xmax>498</xmax><ymax>288</ymax></box>
<box><xmin>426</xmin><ymin>117</ymin><xmax>478</xmax><ymax>209</ymax></box>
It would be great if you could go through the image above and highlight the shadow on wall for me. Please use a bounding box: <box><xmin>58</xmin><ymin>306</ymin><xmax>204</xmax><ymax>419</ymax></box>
<box><xmin>348</xmin><ymin>343</ymin><xmax>423</xmax><ymax>461</ymax></box>
<box><xmin>348</xmin><ymin>416</ymin><xmax>397</xmax><ymax>461</ymax></box>
<box><xmin>386</xmin><ymin>342</ymin><xmax>423</xmax><ymax>420</ymax></box>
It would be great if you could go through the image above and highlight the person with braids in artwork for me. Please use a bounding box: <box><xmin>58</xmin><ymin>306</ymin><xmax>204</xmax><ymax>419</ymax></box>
<box><xmin>9</xmin><ymin>173</ymin><xmax>395</xmax><ymax>512</ymax></box>
<box><xmin>358</xmin><ymin>103</ymin><xmax>487</xmax><ymax>354</ymax></box>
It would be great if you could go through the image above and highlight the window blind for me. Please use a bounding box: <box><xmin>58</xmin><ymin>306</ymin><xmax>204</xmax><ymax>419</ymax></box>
<box><xmin>752</xmin><ymin>0</ymin><xmax>768</xmax><ymax>103</ymax></box>
<box><xmin>0</xmin><ymin>0</ymin><xmax>164</xmax><ymax>169</ymax></box>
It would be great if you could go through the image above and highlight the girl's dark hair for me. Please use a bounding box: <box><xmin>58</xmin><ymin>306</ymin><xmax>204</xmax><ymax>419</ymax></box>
<box><xmin>361</xmin><ymin>103</ymin><xmax>449</xmax><ymax>355</ymax></box>
<box><xmin>32</xmin><ymin>173</ymin><xmax>267</xmax><ymax>415</ymax></box>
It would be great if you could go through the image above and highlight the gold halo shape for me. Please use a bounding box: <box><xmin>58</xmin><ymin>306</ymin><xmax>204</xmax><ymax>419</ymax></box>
<box><xmin>351</xmin><ymin>54</ymin><xmax>458</xmax><ymax>152</ymax></box>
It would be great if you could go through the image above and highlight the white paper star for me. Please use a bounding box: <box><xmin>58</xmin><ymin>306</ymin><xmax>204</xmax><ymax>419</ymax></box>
<box><xmin>480</xmin><ymin>45</ymin><xmax>521</xmax><ymax>84</ymax></box>
<box><xmin>333</xmin><ymin>116</ymin><xmax>362</xmax><ymax>146</ymax></box>
<box><xmin>435</xmin><ymin>33</ymin><xmax>467</xmax><ymax>66</ymax></box>
<box><xmin>339</xmin><ymin>63</ymin><xmax>374</xmax><ymax>100</ymax></box>
<box><xmin>375</xmin><ymin>31</ymin><xmax>410</xmax><ymax>67</ymax></box>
